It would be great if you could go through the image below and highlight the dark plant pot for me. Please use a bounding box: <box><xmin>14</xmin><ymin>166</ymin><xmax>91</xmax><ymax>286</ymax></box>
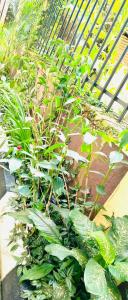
<box><xmin>1</xmin><ymin>268</ymin><xmax>22</xmax><ymax>300</ymax></box>
<box><xmin>119</xmin><ymin>282</ymin><xmax>128</xmax><ymax>300</ymax></box>
<box><xmin>0</xmin><ymin>165</ymin><xmax>22</xmax><ymax>300</ymax></box>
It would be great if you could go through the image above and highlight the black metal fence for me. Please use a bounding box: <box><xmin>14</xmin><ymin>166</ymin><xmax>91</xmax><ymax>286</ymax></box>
<box><xmin>38</xmin><ymin>0</ymin><xmax>128</xmax><ymax>123</ymax></box>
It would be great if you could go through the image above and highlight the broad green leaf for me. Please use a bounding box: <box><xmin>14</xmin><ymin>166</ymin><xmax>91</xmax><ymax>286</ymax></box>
<box><xmin>52</xmin><ymin>205</ymin><xmax>70</xmax><ymax>224</ymax></box>
<box><xmin>71</xmin><ymin>248</ymin><xmax>88</xmax><ymax>267</ymax></box>
<box><xmin>44</xmin><ymin>143</ymin><xmax>64</xmax><ymax>154</ymax></box>
<box><xmin>45</xmin><ymin>244</ymin><xmax>71</xmax><ymax>260</ymax></box>
<box><xmin>109</xmin><ymin>262</ymin><xmax>128</xmax><ymax>284</ymax></box>
<box><xmin>120</xmin><ymin>130</ymin><xmax>128</xmax><ymax>148</ymax></box>
<box><xmin>108</xmin><ymin>216</ymin><xmax>128</xmax><ymax>260</ymax></box>
<box><xmin>9</xmin><ymin>158</ymin><xmax>22</xmax><ymax>173</ymax></box>
<box><xmin>45</xmin><ymin>244</ymin><xmax>87</xmax><ymax>267</ymax></box>
<box><xmin>96</xmin><ymin>185</ymin><xmax>106</xmax><ymax>195</ymax></box>
<box><xmin>29</xmin><ymin>209</ymin><xmax>61</xmax><ymax>244</ymax></box>
<box><xmin>38</xmin><ymin>160</ymin><xmax>57</xmax><ymax>170</ymax></box>
<box><xmin>83</xmin><ymin>132</ymin><xmax>97</xmax><ymax>145</ymax></box>
<box><xmin>91</xmin><ymin>277</ymin><xmax>122</xmax><ymax>299</ymax></box>
<box><xmin>18</xmin><ymin>185</ymin><xmax>31</xmax><ymax>197</ymax></box>
<box><xmin>84</xmin><ymin>259</ymin><xmax>108</xmax><ymax>297</ymax></box>
<box><xmin>70</xmin><ymin>209</ymin><xmax>96</xmax><ymax>241</ymax></box>
<box><xmin>53</xmin><ymin>177</ymin><xmax>65</xmax><ymax>196</ymax></box>
<box><xmin>66</xmin><ymin>149</ymin><xmax>88</xmax><ymax>163</ymax></box>
<box><xmin>30</xmin><ymin>167</ymin><xmax>51</xmax><ymax>181</ymax></box>
<box><xmin>109</xmin><ymin>151</ymin><xmax>123</xmax><ymax>164</ymax></box>
<box><xmin>91</xmin><ymin>231</ymin><xmax>116</xmax><ymax>264</ymax></box>
<box><xmin>20</xmin><ymin>263</ymin><xmax>54</xmax><ymax>282</ymax></box>
<box><xmin>9</xmin><ymin>210</ymin><xmax>32</xmax><ymax>224</ymax></box>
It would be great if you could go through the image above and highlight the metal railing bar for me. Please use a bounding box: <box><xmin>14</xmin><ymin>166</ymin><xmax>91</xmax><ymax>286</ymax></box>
<box><xmin>70</xmin><ymin>0</ymin><xmax>93</xmax><ymax>47</ymax></box>
<box><xmin>90</xmin><ymin>19</ymin><xmax>128</xmax><ymax>91</ymax></box>
<box><xmin>93</xmin><ymin>79</ymin><xmax>128</xmax><ymax>122</ymax></box>
<box><xmin>87</xmin><ymin>79</ymin><xmax>127</xmax><ymax>108</ymax></box>
<box><xmin>45</xmin><ymin>3</ymin><xmax>63</xmax><ymax>54</ymax></box>
<box><xmin>58</xmin><ymin>0</ymin><xmax>91</xmax><ymax>68</ymax></box>
<box><xmin>37</xmin><ymin>0</ymin><xmax>128</xmax><ymax>123</ymax></box>
<box><xmin>106</xmin><ymin>72</ymin><xmax>128</xmax><ymax>112</ymax></box>
<box><xmin>88</xmin><ymin>0</ymin><xmax>116</xmax><ymax>56</ymax></box>
<box><xmin>99</xmin><ymin>46</ymin><xmax>128</xmax><ymax>100</ymax></box>
<box><xmin>118</xmin><ymin>105</ymin><xmax>128</xmax><ymax>122</ymax></box>
<box><xmin>72</xmin><ymin>0</ymin><xmax>107</xmax><ymax>86</ymax></box>
<box><xmin>61</xmin><ymin>0</ymin><xmax>79</xmax><ymax>41</ymax></box>
<box><xmin>61</xmin><ymin>0</ymin><xmax>96</xmax><ymax>71</ymax></box>
<box><xmin>51</xmin><ymin>0</ymin><xmax>79</xmax><ymax>59</ymax></box>
<box><xmin>39</xmin><ymin>0</ymin><xmax>60</xmax><ymax>51</ymax></box>
<box><xmin>73</xmin><ymin>0</ymin><xmax>98</xmax><ymax>53</ymax></box>
<box><xmin>80</xmin><ymin>0</ymin><xmax>107</xmax><ymax>54</ymax></box>
<box><xmin>37</xmin><ymin>4</ymin><xmax>55</xmax><ymax>49</ymax></box>
<box><xmin>41</xmin><ymin>1</ymin><xmax>61</xmax><ymax>51</ymax></box>
<box><xmin>57</xmin><ymin>0</ymin><xmax>82</xmax><ymax>66</ymax></box>
<box><xmin>65</xmin><ymin>0</ymin><xmax>84</xmax><ymax>42</ymax></box>
<box><xmin>49</xmin><ymin>3</ymin><xmax>70</xmax><ymax>55</ymax></box>
<box><xmin>82</xmin><ymin>0</ymin><xmax>126</xmax><ymax>87</ymax></box>
<box><xmin>46</xmin><ymin>8</ymin><xmax>70</xmax><ymax>55</ymax></box>
<box><xmin>39</xmin><ymin>1</ymin><xmax>60</xmax><ymax>53</ymax></box>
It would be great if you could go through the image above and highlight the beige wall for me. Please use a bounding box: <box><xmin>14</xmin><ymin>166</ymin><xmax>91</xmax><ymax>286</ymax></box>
<box><xmin>94</xmin><ymin>172</ymin><xmax>128</xmax><ymax>227</ymax></box>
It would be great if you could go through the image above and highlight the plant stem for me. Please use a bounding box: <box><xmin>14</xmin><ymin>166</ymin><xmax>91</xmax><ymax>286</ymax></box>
<box><xmin>62</xmin><ymin>173</ymin><xmax>70</xmax><ymax>209</ymax></box>
<box><xmin>46</xmin><ymin>188</ymin><xmax>52</xmax><ymax>214</ymax></box>
<box><xmin>89</xmin><ymin>166</ymin><xmax>112</xmax><ymax>219</ymax></box>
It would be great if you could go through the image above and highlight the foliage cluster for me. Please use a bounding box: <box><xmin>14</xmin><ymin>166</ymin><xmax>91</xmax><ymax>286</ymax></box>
<box><xmin>0</xmin><ymin>1</ymin><xmax>128</xmax><ymax>299</ymax></box>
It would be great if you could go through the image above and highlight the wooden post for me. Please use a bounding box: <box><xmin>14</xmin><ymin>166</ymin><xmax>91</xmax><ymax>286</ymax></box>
<box><xmin>0</xmin><ymin>0</ymin><xmax>10</xmax><ymax>23</ymax></box>
<box><xmin>94</xmin><ymin>172</ymin><xmax>128</xmax><ymax>227</ymax></box>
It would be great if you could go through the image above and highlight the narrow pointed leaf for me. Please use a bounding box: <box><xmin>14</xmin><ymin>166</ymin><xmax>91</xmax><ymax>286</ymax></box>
<box><xmin>29</xmin><ymin>209</ymin><xmax>61</xmax><ymax>244</ymax></box>
<box><xmin>20</xmin><ymin>263</ymin><xmax>54</xmax><ymax>282</ymax></box>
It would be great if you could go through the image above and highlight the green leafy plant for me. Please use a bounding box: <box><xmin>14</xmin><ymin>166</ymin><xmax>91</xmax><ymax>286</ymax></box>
<box><xmin>10</xmin><ymin>207</ymin><xmax>128</xmax><ymax>299</ymax></box>
<box><xmin>0</xmin><ymin>2</ymin><xmax>128</xmax><ymax>300</ymax></box>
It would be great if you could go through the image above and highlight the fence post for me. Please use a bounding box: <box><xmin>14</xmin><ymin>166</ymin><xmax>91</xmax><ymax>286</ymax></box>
<box><xmin>39</xmin><ymin>0</ymin><xmax>127</xmax><ymax>123</ymax></box>
<box><xmin>0</xmin><ymin>0</ymin><xmax>10</xmax><ymax>23</ymax></box>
